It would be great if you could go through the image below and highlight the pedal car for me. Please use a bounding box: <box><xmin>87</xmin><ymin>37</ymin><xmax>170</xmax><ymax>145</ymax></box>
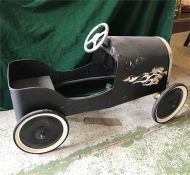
<box><xmin>8</xmin><ymin>23</ymin><xmax>188</xmax><ymax>154</ymax></box>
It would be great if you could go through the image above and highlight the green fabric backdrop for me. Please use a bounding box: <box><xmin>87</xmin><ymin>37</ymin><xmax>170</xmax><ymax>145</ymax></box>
<box><xmin>0</xmin><ymin>0</ymin><xmax>175</xmax><ymax>110</ymax></box>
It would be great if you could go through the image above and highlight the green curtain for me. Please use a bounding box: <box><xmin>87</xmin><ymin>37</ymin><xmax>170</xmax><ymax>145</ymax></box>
<box><xmin>0</xmin><ymin>0</ymin><xmax>175</xmax><ymax>110</ymax></box>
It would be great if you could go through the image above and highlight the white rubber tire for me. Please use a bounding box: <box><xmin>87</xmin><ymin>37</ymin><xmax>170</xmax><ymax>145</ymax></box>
<box><xmin>14</xmin><ymin>110</ymin><xmax>69</xmax><ymax>154</ymax></box>
<box><xmin>152</xmin><ymin>84</ymin><xmax>188</xmax><ymax>123</ymax></box>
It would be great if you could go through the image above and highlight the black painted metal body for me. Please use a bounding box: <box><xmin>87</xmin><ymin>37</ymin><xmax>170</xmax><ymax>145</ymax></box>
<box><xmin>8</xmin><ymin>36</ymin><xmax>170</xmax><ymax>121</ymax></box>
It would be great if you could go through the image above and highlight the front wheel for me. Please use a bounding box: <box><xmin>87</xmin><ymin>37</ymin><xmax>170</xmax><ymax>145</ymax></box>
<box><xmin>13</xmin><ymin>109</ymin><xmax>69</xmax><ymax>154</ymax></box>
<box><xmin>152</xmin><ymin>83</ymin><xmax>188</xmax><ymax>123</ymax></box>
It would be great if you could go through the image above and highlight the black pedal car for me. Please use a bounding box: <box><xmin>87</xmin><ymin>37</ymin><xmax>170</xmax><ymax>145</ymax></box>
<box><xmin>8</xmin><ymin>23</ymin><xmax>188</xmax><ymax>154</ymax></box>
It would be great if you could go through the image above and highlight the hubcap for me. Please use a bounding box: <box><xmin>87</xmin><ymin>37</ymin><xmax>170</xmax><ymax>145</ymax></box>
<box><xmin>20</xmin><ymin>116</ymin><xmax>63</xmax><ymax>149</ymax></box>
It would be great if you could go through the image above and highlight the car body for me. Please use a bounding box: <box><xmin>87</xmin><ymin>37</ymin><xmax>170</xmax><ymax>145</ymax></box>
<box><xmin>8</xmin><ymin>36</ymin><xmax>171</xmax><ymax>121</ymax></box>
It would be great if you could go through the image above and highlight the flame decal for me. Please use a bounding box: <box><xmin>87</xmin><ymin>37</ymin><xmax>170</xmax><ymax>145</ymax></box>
<box><xmin>123</xmin><ymin>67</ymin><xmax>167</xmax><ymax>86</ymax></box>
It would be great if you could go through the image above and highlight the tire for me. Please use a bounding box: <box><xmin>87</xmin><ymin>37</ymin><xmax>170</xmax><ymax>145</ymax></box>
<box><xmin>13</xmin><ymin>109</ymin><xmax>69</xmax><ymax>154</ymax></box>
<box><xmin>152</xmin><ymin>83</ymin><xmax>188</xmax><ymax>123</ymax></box>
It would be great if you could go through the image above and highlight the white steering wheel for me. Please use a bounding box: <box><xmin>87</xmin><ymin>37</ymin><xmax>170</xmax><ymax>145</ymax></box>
<box><xmin>84</xmin><ymin>23</ymin><xmax>109</xmax><ymax>53</ymax></box>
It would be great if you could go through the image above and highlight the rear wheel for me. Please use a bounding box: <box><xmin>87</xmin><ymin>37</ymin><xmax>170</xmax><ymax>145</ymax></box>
<box><xmin>13</xmin><ymin>109</ymin><xmax>69</xmax><ymax>154</ymax></box>
<box><xmin>152</xmin><ymin>83</ymin><xmax>188</xmax><ymax>123</ymax></box>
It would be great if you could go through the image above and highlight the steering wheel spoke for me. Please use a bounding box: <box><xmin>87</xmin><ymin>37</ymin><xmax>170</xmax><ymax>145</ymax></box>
<box><xmin>86</xmin><ymin>37</ymin><xmax>95</xmax><ymax>45</ymax></box>
<box><xmin>99</xmin><ymin>31</ymin><xmax>106</xmax><ymax>37</ymax></box>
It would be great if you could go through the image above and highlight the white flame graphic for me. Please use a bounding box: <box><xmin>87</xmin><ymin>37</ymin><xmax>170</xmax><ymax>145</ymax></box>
<box><xmin>123</xmin><ymin>67</ymin><xmax>167</xmax><ymax>86</ymax></box>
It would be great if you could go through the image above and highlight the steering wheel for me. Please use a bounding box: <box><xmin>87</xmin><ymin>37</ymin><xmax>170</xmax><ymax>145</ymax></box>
<box><xmin>84</xmin><ymin>23</ymin><xmax>109</xmax><ymax>53</ymax></box>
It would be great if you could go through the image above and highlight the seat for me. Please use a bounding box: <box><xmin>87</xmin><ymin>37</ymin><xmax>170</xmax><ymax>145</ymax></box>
<box><xmin>13</xmin><ymin>76</ymin><xmax>55</xmax><ymax>90</ymax></box>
